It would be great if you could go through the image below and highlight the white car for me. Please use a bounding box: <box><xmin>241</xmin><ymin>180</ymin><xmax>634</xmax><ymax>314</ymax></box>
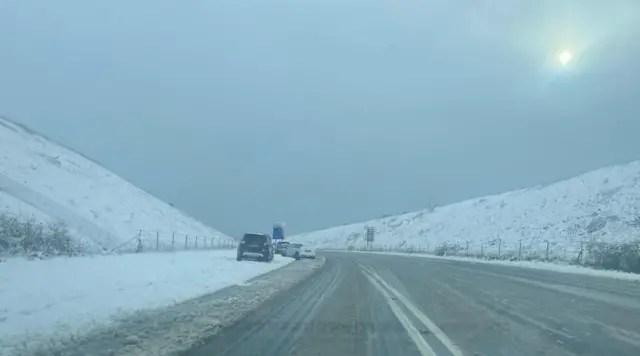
<box><xmin>284</xmin><ymin>243</ymin><xmax>316</xmax><ymax>260</ymax></box>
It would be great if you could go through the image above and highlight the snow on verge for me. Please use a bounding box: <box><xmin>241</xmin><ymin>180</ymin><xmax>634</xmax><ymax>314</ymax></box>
<box><xmin>332</xmin><ymin>250</ymin><xmax>640</xmax><ymax>281</ymax></box>
<box><xmin>0</xmin><ymin>250</ymin><xmax>294</xmax><ymax>356</ymax></box>
<box><xmin>19</xmin><ymin>257</ymin><xmax>325</xmax><ymax>356</ymax></box>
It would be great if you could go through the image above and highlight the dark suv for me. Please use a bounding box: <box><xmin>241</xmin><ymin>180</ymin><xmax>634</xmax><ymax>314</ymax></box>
<box><xmin>237</xmin><ymin>233</ymin><xmax>274</xmax><ymax>262</ymax></box>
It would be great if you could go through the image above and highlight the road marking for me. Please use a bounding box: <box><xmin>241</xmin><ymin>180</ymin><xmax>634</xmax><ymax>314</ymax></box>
<box><xmin>360</xmin><ymin>264</ymin><xmax>465</xmax><ymax>356</ymax></box>
<box><xmin>361</xmin><ymin>267</ymin><xmax>438</xmax><ymax>356</ymax></box>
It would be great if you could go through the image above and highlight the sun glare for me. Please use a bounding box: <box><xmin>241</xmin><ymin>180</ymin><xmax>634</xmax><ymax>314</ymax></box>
<box><xmin>558</xmin><ymin>50</ymin><xmax>573</xmax><ymax>66</ymax></box>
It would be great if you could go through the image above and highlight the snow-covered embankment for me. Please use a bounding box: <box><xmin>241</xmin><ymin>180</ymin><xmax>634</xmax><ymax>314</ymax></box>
<box><xmin>0</xmin><ymin>250</ymin><xmax>309</xmax><ymax>356</ymax></box>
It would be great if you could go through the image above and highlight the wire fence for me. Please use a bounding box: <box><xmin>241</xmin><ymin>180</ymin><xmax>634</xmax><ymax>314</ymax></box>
<box><xmin>323</xmin><ymin>237</ymin><xmax>640</xmax><ymax>273</ymax></box>
<box><xmin>0</xmin><ymin>210</ymin><xmax>238</xmax><ymax>258</ymax></box>
<box><xmin>337</xmin><ymin>240</ymin><xmax>579</xmax><ymax>262</ymax></box>
<box><xmin>111</xmin><ymin>229</ymin><xmax>238</xmax><ymax>254</ymax></box>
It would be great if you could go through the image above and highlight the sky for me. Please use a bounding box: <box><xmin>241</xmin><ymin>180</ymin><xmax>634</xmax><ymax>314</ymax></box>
<box><xmin>1</xmin><ymin>0</ymin><xmax>639</xmax><ymax>237</ymax></box>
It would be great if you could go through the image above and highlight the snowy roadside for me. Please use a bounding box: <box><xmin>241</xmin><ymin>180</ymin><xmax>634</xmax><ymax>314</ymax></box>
<box><xmin>18</xmin><ymin>256</ymin><xmax>325</xmax><ymax>356</ymax></box>
<box><xmin>0</xmin><ymin>250</ymin><xmax>295</xmax><ymax>356</ymax></box>
<box><xmin>327</xmin><ymin>250</ymin><xmax>640</xmax><ymax>281</ymax></box>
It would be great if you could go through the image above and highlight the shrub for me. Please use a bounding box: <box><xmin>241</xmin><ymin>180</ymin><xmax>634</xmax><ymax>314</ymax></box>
<box><xmin>0</xmin><ymin>212</ymin><xmax>77</xmax><ymax>258</ymax></box>
<box><xmin>584</xmin><ymin>240</ymin><xmax>640</xmax><ymax>274</ymax></box>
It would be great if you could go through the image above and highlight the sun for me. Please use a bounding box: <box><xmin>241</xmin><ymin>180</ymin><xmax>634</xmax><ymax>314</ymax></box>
<box><xmin>557</xmin><ymin>50</ymin><xmax>573</xmax><ymax>66</ymax></box>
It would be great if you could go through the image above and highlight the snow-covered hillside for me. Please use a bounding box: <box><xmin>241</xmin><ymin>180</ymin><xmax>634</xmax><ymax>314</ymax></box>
<box><xmin>0</xmin><ymin>117</ymin><xmax>230</xmax><ymax>251</ymax></box>
<box><xmin>293</xmin><ymin>160</ymin><xmax>640</xmax><ymax>261</ymax></box>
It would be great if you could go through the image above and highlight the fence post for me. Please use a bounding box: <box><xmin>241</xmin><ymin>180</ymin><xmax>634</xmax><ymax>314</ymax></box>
<box><xmin>545</xmin><ymin>240</ymin><xmax>550</xmax><ymax>261</ymax></box>
<box><xmin>185</xmin><ymin>235</ymin><xmax>188</xmax><ymax>249</ymax></box>
<box><xmin>518</xmin><ymin>240</ymin><xmax>522</xmax><ymax>260</ymax></box>
<box><xmin>172</xmin><ymin>232</ymin><xmax>175</xmax><ymax>250</ymax></box>
<box><xmin>135</xmin><ymin>230</ymin><xmax>143</xmax><ymax>253</ymax></box>
<box><xmin>204</xmin><ymin>236</ymin><xmax>207</xmax><ymax>249</ymax></box>
<box><xmin>156</xmin><ymin>231</ymin><xmax>160</xmax><ymax>250</ymax></box>
<box><xmin>578</xmin><ymin>240</ymin><xmax>584</xmax><ymax>264</ymax></box>
<box><xmin>195</xmin><ymin>235</ymin><xmax>198</xmax><ymax>249</ymax></box>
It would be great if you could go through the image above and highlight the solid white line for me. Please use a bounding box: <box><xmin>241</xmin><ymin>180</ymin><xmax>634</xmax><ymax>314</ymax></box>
<box><xmin>360</xmin><ymin>264</ymin><xmax>465</xmax><ymax>356</ymax></box>
<box><xmin>361</xmin><ymin>267</ymin><xmax>437</xmax><ymax>356</ymax></box>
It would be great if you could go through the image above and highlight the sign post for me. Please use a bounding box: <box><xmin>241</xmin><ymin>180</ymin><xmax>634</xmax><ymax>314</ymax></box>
<box><xmin>365</xmin><ymin>226</ymin><xmax>375</xmax><ymax>250</ymax></box>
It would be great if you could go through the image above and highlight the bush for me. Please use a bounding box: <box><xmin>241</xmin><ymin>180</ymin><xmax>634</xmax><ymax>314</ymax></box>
<box><xmin>433</xmin><ymin>242</ymin><xmax>466</xmax><ymax>257</ymax></box>
<box><xmin>584</xmin><ymin>240</ymin><xmax>640</xmax><ymax>274</ymax></box>
<box><xmin>0</xmin><ymin>212</ymin><xmax>77</xmax><ymax>259</ymax></box>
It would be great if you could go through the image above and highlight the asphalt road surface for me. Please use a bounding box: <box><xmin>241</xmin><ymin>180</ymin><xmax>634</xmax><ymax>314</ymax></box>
<box><xmin>184</xmin><ymin>252</ymin><xmax>640</xmax><ymax>356</ymax></box>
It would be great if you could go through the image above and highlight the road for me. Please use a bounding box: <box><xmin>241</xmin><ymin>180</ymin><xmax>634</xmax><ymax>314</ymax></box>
<box><xmin>183</xmin><ymin>252</ymin><xmax>640</xmax><ymax>356</ymax></box>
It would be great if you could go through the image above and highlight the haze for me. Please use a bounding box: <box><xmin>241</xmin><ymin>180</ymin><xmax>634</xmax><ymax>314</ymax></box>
<box><xmin>1</xmin><ymin>0</ymin><xmax>639</xmax><ymax>237</ymax></box>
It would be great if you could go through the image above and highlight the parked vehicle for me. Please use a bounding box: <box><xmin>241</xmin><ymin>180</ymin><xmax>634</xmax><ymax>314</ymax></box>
<box><xmin>237</xmin><ymin>233</ymin><xmax>274</xmax><ymax>262</ymax></box>
<box><xmin>283</xmin><ymin>243</ymin><xmax>316</xmax><ymax>260</ymax></box>
<box><xmin>275</xmin><ymin>241</ymin><xmax>290</xmax><ymax>255</ymax></box>
<box><xmin>283</xmin><ymin>243</ymin><xmax>302</xmax><ymax>260</ymax></box>
<box><xmin>299</xmin><ymin>245</ymin><xmax>316</xmax><ymax>259</ymax></box>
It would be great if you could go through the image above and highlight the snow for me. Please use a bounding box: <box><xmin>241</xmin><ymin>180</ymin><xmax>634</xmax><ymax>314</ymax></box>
<box><xmin>36</xmin><ymin>257</ymin><xmax>325</xmax><ymax>356</ymax></box>
<box><xmin>333</xmin><ymin>250</ymin><xmax>640</xmax><ymax>281</ymax></box>
<box><xmin>292</xmin><ymin>160</ymin><xmax>640</xmax><ymax>261</ymax></box>
<box><xmin>0</xmin><ymin>190</ymin><xmax>54</xmax><ymax>225</ymax></box>
<box><xmin>0</xmin><ymin>250</ymin><xmax>293</xmax><ymax>356</ymax></box>
<box><xmin>0</xmin><ymin>117</ymin><xmax>230</xmax><ymax>251</ymax></box>
<box><xmin>0</xmin><ymin>118</ymin><xmax>299</xmax><ymax>355</ymax></box>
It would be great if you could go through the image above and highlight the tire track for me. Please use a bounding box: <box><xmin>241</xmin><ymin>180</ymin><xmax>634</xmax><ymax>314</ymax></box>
<box><xmin>183</xmin><ymin>258</ymin><xmax>342</xmax><ymax>356</ymax></box>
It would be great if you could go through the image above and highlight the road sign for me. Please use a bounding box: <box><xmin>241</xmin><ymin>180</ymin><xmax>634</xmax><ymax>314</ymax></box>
<box><xmin>273</xmin><ymin>223</ymin><xmax>285</xmax><ymax>240</ymax></box>
<box><xmin>366</xmin><ymin>226</ymin><xmax>375</xmax><ymax>242</ymax></box>
<box><xmin>365</xmin><ymin>226</ymin><xmax>375</xmax><ymax>250</ymax></box>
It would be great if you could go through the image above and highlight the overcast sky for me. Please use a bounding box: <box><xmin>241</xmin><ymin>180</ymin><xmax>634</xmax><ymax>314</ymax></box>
<box><xmin>1</xmin><ymin>0</ymin><xmax>639</xmax><ymax>237</ymax></box>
